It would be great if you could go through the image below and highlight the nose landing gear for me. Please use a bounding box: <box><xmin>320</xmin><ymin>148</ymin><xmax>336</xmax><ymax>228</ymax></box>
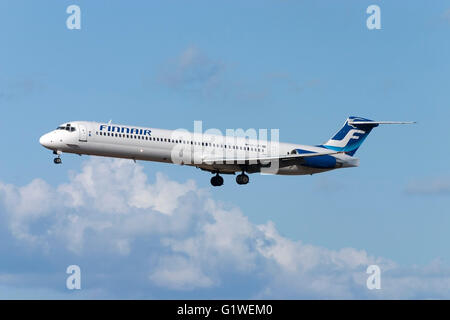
<box><xmin>210</xmin><ymin>174</ymin><xmax>224</xmax><ymax>187</ymax></box>
<box><xmin>53</xmin><ymin>150</ymin><xmax>62</xmax><ymax>164</ymax></box>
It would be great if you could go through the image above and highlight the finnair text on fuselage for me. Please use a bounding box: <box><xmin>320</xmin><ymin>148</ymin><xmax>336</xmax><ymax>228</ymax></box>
<box><xmin>99</xmin><ymin>125</ymin><xmax>152</xmax><ymax>136</ymax></box>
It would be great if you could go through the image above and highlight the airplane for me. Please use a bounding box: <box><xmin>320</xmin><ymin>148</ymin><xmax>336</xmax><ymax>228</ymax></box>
<box><xmin>39</xmin><ymin>116</ymin><xmax>414</xmax><ymax>186</ymax></box>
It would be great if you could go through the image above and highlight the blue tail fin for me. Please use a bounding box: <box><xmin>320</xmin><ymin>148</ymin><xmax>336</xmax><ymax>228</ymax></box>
<box><xmin>321</xmin><ymin>117</ymin><xmax>379</xmax><ymax>156</ymax></box>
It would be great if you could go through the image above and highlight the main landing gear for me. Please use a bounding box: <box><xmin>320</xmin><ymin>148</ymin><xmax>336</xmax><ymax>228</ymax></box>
<box><xmin>53</xmin><ymin>150</ymin><xmax>62</xmax><ymax>164</ymax></box>
<box><xmin>210</xmin><ymin>172</ymin><xmax>250</xmax><ymax>186</ymax></box>
<box><xmin>236</xmin><ymin>172</ymin><xmax>249</xmax><ymax>185</ymax></box>
<box><xmin>210</xmin><ymin>174</ymin><xmax>224</xmax><ymax>187</ymax></box>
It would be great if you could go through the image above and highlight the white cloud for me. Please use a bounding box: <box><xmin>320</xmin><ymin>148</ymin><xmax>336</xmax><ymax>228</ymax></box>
<box><xmin>405</xmin><ymin>176</ymin><xmax>450</xmax><ymax>195</ymax></box>
<box><xmin>154</xmin><ymin>46</ymin><xmax>276</xmax><ymax>102</ymax></box>
<box><xmin>149</xmin><ymin>255</ymin><xmax>215</xmax><ymax>290</ymax></box>
<box><xmin>0</xmin><ymin>77</ymin><xmax>44</xmax><ymax>101</ymax></box>
<box><xmin>0</xmin><ymin>178</ymin><xmax>55</xmax><ymax>243</ymax></box>
<box><xmin>158</xmin><ymin>46</ymin><xmax>225</xmax><ymax>93</ymax></box>
<box><xmin>0</xmin><ymin>158</ymin><xmax>449</xmax><ymax>299</ymax></box>
<box><xmin>442</xmin><ymin>9</ymin><xmax>450</xmax><ymax>22</ymax></box>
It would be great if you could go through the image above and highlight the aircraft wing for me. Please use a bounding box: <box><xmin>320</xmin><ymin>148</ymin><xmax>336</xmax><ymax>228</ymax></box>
<box><xmin>203</xmin><ymin>150</ymin><xmax>342</xmax><ymax>165</ymax></box>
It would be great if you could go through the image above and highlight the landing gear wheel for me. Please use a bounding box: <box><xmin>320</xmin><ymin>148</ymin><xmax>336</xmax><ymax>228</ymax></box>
<box><xmin>236</xmin><ymin>173</ymin><xmax>249</xmax><ymax>185</ymax></box>
<box><xmin>210</xmin><ymin>174</ymin><xmax>224</xmax><ymax>187</ymax></box>
<box><xmin>54</xmin><ymin>157</ymin><xmax>62</xmax><ymax>164</ymax></box>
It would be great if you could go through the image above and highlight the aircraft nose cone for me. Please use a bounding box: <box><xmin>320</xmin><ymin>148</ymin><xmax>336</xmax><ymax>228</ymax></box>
<box><xmin>39</xmin><ymin>133</ymin><xmax>52</xmax><ymax>148</ymax></box>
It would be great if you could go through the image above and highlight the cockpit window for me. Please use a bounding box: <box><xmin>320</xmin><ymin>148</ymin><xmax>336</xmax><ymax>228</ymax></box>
<box><xmin>56</xmin><ymin>124</ymin><xmax>76</xmax><ymax>132</ymax></box>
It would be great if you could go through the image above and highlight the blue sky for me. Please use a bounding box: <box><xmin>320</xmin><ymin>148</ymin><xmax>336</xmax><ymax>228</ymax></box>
<box><xmin>1</xmin><ymin>0</ymin><xmax>450</xmax><ymax>299</ymax></box>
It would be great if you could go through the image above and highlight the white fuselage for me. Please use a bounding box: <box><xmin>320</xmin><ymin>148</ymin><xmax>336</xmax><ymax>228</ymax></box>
<box><xmin>39</xmin><ymin>121</ymin><xmax>358</xmax><ymax>176</ymax></box>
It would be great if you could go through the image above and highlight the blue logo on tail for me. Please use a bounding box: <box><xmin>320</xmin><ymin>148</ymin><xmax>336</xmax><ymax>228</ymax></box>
<box><xmin>321</xmin><ymin>117</ymin><xmax>378</xmax><ymax>156</ymax></box>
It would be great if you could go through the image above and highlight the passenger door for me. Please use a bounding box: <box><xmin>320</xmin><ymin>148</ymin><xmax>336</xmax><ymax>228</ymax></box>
<box><xmin>79</xmin><ymin>124</ymin><xmax>88</xmax><ymax>142</ymax></box>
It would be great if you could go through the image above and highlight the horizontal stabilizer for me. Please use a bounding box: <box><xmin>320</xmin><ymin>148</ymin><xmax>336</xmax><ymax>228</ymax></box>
<box><xmin>323</xmin><ymin>116</ymin><xmax>416</xmax><ymax>156</ymax></box>
<box><xmin>348</xmin><ymin>120</ymin><xmax>416</xmax><ymax>125</ymax></box>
